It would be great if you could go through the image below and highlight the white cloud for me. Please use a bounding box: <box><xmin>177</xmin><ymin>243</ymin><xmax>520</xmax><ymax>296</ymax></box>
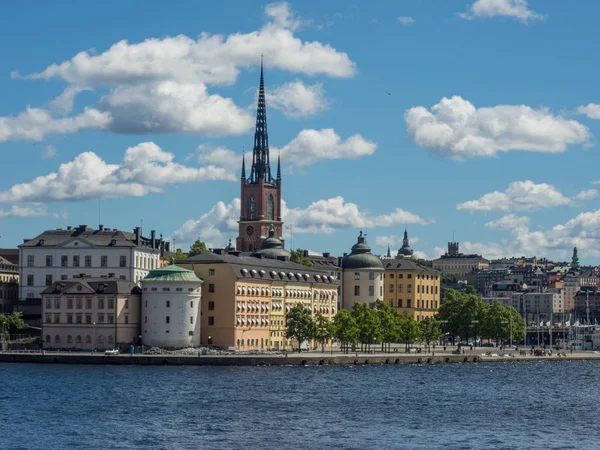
<box><xmin>41</xmin><ymin>144</ymin><xmax>57</xmax><ymax>159</ymax></box>
<box><xmin>576</xmin><ymin>104</ymin><xmax>600</xmax><ymax>120</ymax></box>
<box><xmin>99</xmin><ymin>81</ymin><xmax>253</xmax><ymax>136</ymax></box>
<box><xmin>456</xmin><ymin>181</ymin><xmax>591</xmax><ymax>212</ymax></box>
<box><xmin>0</xmin><ymin>107</ymin><xmax>110</xmax><ymax>143</ymax></box>
<box><xmin>53</xmin><ymin>210</ymin><xmax>69</xmax><ymax>220</ymax></box>
<box><xmin>276</xmin><ymin>128</ymin><xmax>376</xmax><ymax>168</ymax></box>
<box><xmin>0</xmin><ymin>205</ymin><xmax>46</xmax><ymax>217</ymax></box>
<box><xmin>485</xmin><ymin>214</ymin><xmax>530</xmax><ymax>231</ymax></box>
<box><xmin>375</xmin><ymin>235</ymin><xmax>402</xmax><ymax>248</ymax></box>
<box><xmin>405</xmin><ymin>96</ymin><xmax>591</xmax><ymax>158</ymax></box>
<box><xmin>51</xmin><ymin>85</ymin><xmax>90</xmax><ymax>114</ymax></box>
<box><xmin>396</xmin><ymin>16</ymin><xmax>415</xmax><ymax>25</ymax></box>
<box><xmin>175</xmin><ymin>196</ymin><xmax>432</xmax><ymax>245</ymax></box>
<box><xmin>266</xmin><ymin>80</ymin><xmax>328</xmax><ymax>117</ymax></box>
<box><xmin>0</xmin><ymin>142</ymin><xmax>235</xmax><ymax>203</ymax></box>
<box><xmin>459</xmin><ymin>0</ymin><xmax>546</xmax><ymax>23</ymax></box>
<box><xmin>193</xmin><ymin>144</ymin><xmax>239</xmax><ymax>172</ymax></box>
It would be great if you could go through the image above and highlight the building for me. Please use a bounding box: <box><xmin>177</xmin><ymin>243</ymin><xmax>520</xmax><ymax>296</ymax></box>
<box><xmin>0</xmin><ymin>248</ymin><xmax>19</xmax><ymax>264</ymax></box>
<box><xmin>306</xmin><ymin>251</ymin><xmax>342</xmax><ymax>310</ymax></box>
<box><xmin>341</xmin><ymin>232</ymin><xmax>384</xmax><ymax>310</ymax></box>
<box><xmin>178</xmin><ymin>248</ymin><xmax>338</xmax><ymax>350</ymax></box>
<box><xmin>0</xmin><ymin>256</ymin><xmax>18</xmax><ymax>314</ymax></box>
<box><xmin>41</xmin><ymin>277</ymin><xmax>141</xmax><ymax>351</ymax></box>
<box><xmin>383</xmin><ymin>259</ymin><xmax>440</xmax><ymax>321</ymax></box>
<box><xmin>574</xmin><ymin>289</ymin><xmax>600</xmax><ymax>324</ymax></box>
<box><xmin>397</xmin><ymin>228</ymin><xmax>414</xmax><ymax>257</ymax></box>
<box><xmin>432</xmin><ymin>242</ymin><xmax>489</xmax><ymax>278</ymax></box>
<box><xmin>19</xmin><ymin>224</ymin><xmax>169</xmax><ymax>302</ymax></box>
<box><xmin>141</xmin><ymin>264</ymin><xmax>203</xmax><ymax>348</ymax></box>
<box><xmin>522</xmin><ymin>289</ymin><xmax>563</xmax><ymax>324</ymax></box>
<box><xmin>466</xmin><ymin>268</ymin><xmax>511</xmax><ymax>295</ymax></box>
<box><xmin>237</xmin><ymin>60</ymin><xmax>283</xmax><ymax>252</ymax></box>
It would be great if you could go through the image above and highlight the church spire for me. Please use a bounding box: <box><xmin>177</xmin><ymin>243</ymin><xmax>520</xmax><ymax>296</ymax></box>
<box><xmin>276</xmin><ymin>151</ymin><xmax>281</xmax><ymax>181</ymax></box>
<box><xmin>241</xmin><ymin>152</ymin><xmax>246</xmax><ymax>179</ymax></box>
<box><xmin>248</xmin><ymin>54</ymin><xmax>272</xmax><ymax>184</ymax></box>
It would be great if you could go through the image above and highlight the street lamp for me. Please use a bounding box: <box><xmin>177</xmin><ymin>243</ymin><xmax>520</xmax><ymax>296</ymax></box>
<box><xmin>139</xmin><ymin>334</ymin><xmax>143</xmax><ymax>354</ymax></box>
<box><xmin>91</xmin><ymin>322</ymin><xmax>96</xmax><ymax>355</ymax></box>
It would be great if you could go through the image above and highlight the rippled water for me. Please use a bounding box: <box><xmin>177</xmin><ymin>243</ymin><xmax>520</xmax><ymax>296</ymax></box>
<box><xmin>2</xmin><ymin>361</ymin><xmax>600</xmax><ymax>449</ymax></box>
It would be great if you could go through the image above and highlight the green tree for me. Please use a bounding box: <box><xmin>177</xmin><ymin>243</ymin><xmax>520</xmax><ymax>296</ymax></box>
<box><xmin>313</xmin><ymin>313</ymin><xmax>333</xmax><ymax>352</ymax></box>
<box><xmin>441</xmin><ymin>274</ymin><xmax>459</xmax><ymax>284</ymax></box>
<box><xmin>373</xmin><ymin>300</ymin><xmax>400</xmax><ymax>352</ymax></box>
<box><xmin>171</xmin><ymin>248</ymin><xmax>189</xmax><ymax>261</ymax></box>
<box><xmin>351</xmin><ymin>303</ymin><xmax>381</xmax><ymax>352</ymax></box>
<box><xmin>0</xmin><ymin>312</ymin><xmax>26</xmax><ymax>341</ymax></box>
<box><xmin>571</xmin><ymin>247</ymin><xmax>580</xmax><ymax>270</ymax></box>
<box><xmin>438</xmin><ymin>289</ymin><xmax>486</xmax><ymax>342</ymax></box>
<box><xmin>419</xmin><ymin>316</ymin><xmax>443</xmax><ymax>352</ymax></box>
<box><xmin>332</xmin><ymin>310</ymin><xmax>359</xmax><ymax>353</ymax></box>
<box><xmin>289</xmin><ymin>249</ymin><xmax>315</xmax><ymax>267</ymax></box>
<box><xmin>285</xmin><ymin>304</ymin><xmax>316</xmax><ymax>352</ymax></box>
<box><xmin>482</xmin><ymin>300</ymin><xmax>508</xmax><ymax>344</ymax></box>
<box><xmin>188</xmin><ymin>240</ymin><xmax>209</xmax><ymax>257</ymax></box>
<box><xmin>505</xmin><ymin>305</ymin><xmax>526</xmax><ymax>344</ymax></box>
<box><xmin>397</xmin><ymin>312</ymin><xmax>420</xmax><ymax>352</ymax></box>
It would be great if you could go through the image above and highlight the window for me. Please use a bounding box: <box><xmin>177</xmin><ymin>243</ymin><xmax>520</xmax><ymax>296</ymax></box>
<box><xmin>417</xmin><ymin>300</ymin><xmax>420</xmax><ymax>308</ymax></box>
<box><xmin>267</xmin><ymin>194</ymin><xmax>274</xmax><ymax>220</ymax></box>
<box><xmin>27</xmin><ymin>275</ymin><xmax>34</xmax><ymax>286</ymax></box>
<box><xmin>98</xmin><ymin>314</ymin><xmax>104</xmax><ymax>324</ymax></box>
<box><xmin>120</xmin><ymin>275</ymin><xmax>126</xmax><ymax>280</ymax></box>
<box><xmin>86</xmin><ymin>314</ymin><xmax>92</xmax><ymax>324</ymax></box>
<box><xmin>86</xmin><ymin>335</ymin><xmax>91</xmax><ymax>344</ymax></box>
<box><xmin>101</xmin><ymin>256</ymin><xmax>108</xmax><ymax>267</ymax></box>
<box><xmin>76</xmin><ymin>314</ymin><xmax>82</xmax><ymax>324</ymax></box>
<box><xmin>426</xmin><ymin>286</ymin><xmax>429</xmax><ymax>294</ymax></box>
<box><xmin>85</xmin><ymin>298</ymin><xmax>92</xmax><ymax>309</ymax></box>
<box><xmin>27</xmin><ymin>255</ymin><xmax>34</xmax><ymax>267</ymax></box>
<box><xmin>108</xmin><ymin>298</ymin><xmax>114</xmax><ymax>309</ymax></box>
<box><xmin>54</xmin><ymin>298</ymin><xmax>60</xmax><ymax>309</ymax></box>
<box><xmin>76</xmin><ymin>335</ymin><xmax>82</xmax><ymax>344</ymax></box>
<box><xmin>108</xmin><ymin>314</ymin><xmax>114</xmax><ymax>324</ymax></box>
<box><xmin>55</xmin><ymin>335</ymin><xmax>60</xmax><ymax>344</ymax></box>
<box><xmin>380</xmin><ymin>286</ymin><xmax>383</xmax><ymax>297</ymax></box>
<box><xmin>98</xmin><ymin>298</ymin><xmax>104</xmax><ymax>309</ymax></box>
<box><xmin>46</xmin><ymin>255</ymin><xmax>53</xmax><ymax>267</ymax></box>
<box><xmin>85</xmin><ymin>256</ymin><xmax>92</xmax><ymax>267</ymax></box>
<box><xmin>408</xmin><ymin>274</ymin><xmax>412</xmax><ymax>279</ymax></box>
<box><xmin>76</xmin><ymin>298</ymin><xmax>82</xmax><ymax>309</ymax></box>
<box><xmin>399</xmin><ymin>274</ymin><xmax>403</xmax><ymax>279</ymax></box>
<box><xmin>67</xmin><ymin>297</ymin><xmax>73</xmax><ymax>309</ymax></box>
<box><xmin>61</xmin><ymin>274</ymin><xmax>67</xmax><ymax>281</ymax></box>
<box><xmin>46</xmin><ymin>275</ymin><xmax>53</xmax><ymax>286</ymax></box>
<box><xmin>248</xmin><ymin>195</ymin><xmax>256</xmax><ymax>219</ymax></box>
<box><xmin>390</xmin><ymin>273</ymin><xmax>395</xmax><ymax>279</ymax></box>
<box><xmin>45</xmin><ymin>298</ymin><xmax>51</xmax><ymax>309</ymax></box>
<box><xmin>354</xmin><ymin>272</ymin><xmax>360</xmax><ymax>280</ymax></box>
<box><xmin>124</xmin><ymin>315</ymin><xmax>129</xmax><ymax>324</ymax></box>
<box><xmin>354</xmin><ymin>285</ymin><xmax>360</xmax><ymax>296</ymax></box>
<box><xmin>407</xmin><ymin>299</ymin><xmax>412</xmax><ymax>308</ymax></box>
<box><xmin>61</xmin><ymin>255</ymin><xmax>68</xmax><ymax>267</ymax></box>
<box><xmin>209</xmin><ymin>284</ymin><xmax>215</xmax><ymax>293</ymax></box>
<box><xmin>369</xmin><ymin>286</ymin><xmax>374</xmax><ymax>297</ymax></box>
<box><xmin>190</xmin><ymin>301</ymin><xmax>193</xmax><ymax>308</ymax></box>
<box><xmin>54</xmin><ymin>313</ymin><xmax>60</xmax><ymax>324</ymax></box>
<box><xmin>45</xmin><ymin>313</ymin><xmax>52</xmax><ymax>323</ymax></box>
<box><xmin>398</xmin><ymin>299</ymin><xmax>403</xmax><ymax>308</ymax></box>
<box><xmin>417</xmin><ymin>285</ymin><xmax>420</xmax><ymax>294</ymax></box>
<box><xmin>208</xmin><ymin>301</ymin><xmax>215</xmax><ymax>310</ymax></box>
<box><xmin>398</xmin><ymin>284</ymin><xmax>403</xmax><ymax>293</ymax></box>
<box><xmin>408</xmin><ymin>285</ymin><xmax>412</xmax><ymax>293</ymax></box>
<box><xmin>208</xmin><ymin>316</ymin><xmax>215</xmax><ymax>326</ymax></box>
<box><xmin>120</xmin><ymin>256</ymin><xmax>126</xmax><ymax>267</ymax></box>
<box><xmin>166</xmin><ymin>316</ymin><xmax>170</xmax><ymax>324</ymax></box>
<box><xmin>73</xmin><ymin>255</ymin><xmax>80</xmax><ymax>267</ymax></box>
<box><xmin>144</xmin><ymin>316</ymin><xmax>147</xmax><ymax>324</ymax></box>
<box><xmin>67</xmin><ymin>314</ymin><xmax>73</xmax><ymax>324</ymax></box>
<box><xmin>389</xmin><ymin>284</ymin><xmax>394</xmax><ymax>293</ymax></box>
<box><xmin>209</xmin><ymin>269</ymin><xmax>215</xmax><ymax>276</ymax></box>
<box><xmin>166</xmin><ymin>301</ymin><xmax>170</xmax><ymax>308</ymax></box>
<box><xmin>369</xmin><ymin>272</ymin><xmax>375</xmax><ymax>281</ymax></box>
<box><xmin>190</xmin><ymin>316</ymin><xmax>194</xmax><ymax>324</ymax></box>
<box><xmin>124</xmin><ymin>299</ymin><xmax>129</xmax><ymax>309</ymax></box>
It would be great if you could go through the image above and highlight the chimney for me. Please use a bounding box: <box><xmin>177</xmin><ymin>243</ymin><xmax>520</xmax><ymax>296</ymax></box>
<box><xmin>78</xmin><ymin>224</ymin><xmax>87</xmax><ymax>233</ymax></box>
<box><xmin>99</xmin><ymin>224</ymin><xmax>104</xmax><ymax>231</ymax></box>
<box><xmin>67</xmin><ymin>226</ymin><xmax>72</xmax><ymax>230</ymax></box>
<box><xmin>134</xmin><ymin>227</ymin><xmax>140</xmax><ymax>245</ymax></box>
<box><xmin>151</xmin><ymin>230</ymin><xmax>156</xmax><ymax>249</ymax></box>
<box><xmin>165</xmin><ymin>242</ymin><xmax>171</xmax><ymax>253</ymax></box>
<box><xmin>303</xmin><ymin>250</ymin><xmax>309</xmax><ymax>258</ymax></box>
<box><xmin>323</xmin><ymin>252</ymin><xmax>330</xmax><ymax>258</ymax></box>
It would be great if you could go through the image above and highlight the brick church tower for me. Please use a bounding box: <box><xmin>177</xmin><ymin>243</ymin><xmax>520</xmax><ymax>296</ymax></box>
<box><xmin>236</xmin><ymin>58</ymin><xmax>284</xmax><ymax>252</ymax></box>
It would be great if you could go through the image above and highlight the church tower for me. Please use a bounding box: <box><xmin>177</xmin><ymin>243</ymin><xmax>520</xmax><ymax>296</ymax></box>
<box><xmin>237</xmin><ymin>57</ymin><xmax>284</xmax><ymax>252</ymax></box>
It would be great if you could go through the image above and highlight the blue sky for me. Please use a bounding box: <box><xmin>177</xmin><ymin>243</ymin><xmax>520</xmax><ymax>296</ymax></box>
<box><xmin>1</xmin><ymin>0</ymin><xmax>600</xmax><ymax>263</ymax></box>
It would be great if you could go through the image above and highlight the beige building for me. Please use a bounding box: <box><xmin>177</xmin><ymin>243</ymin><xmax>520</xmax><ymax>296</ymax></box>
<box><xmin>0</xmin><ymin>256</ymin><xmax>18</xmax><ymax>314</ymax></box>
<box><xmin>432</xmin><ymin>242</ymin><xmax>489</xmax><ymax>278</ymax></box>
<box><xmin>178</xmin><ymin>248</ymin><xmax>338</xmax><ymax>351</ymax></box>
<box><xmin>383</xmin><ymin>259</ymin><xmax>441</xmax><ymax>321</ymax></box>
<box><xmin>41</xmin><ymin>277</ymin><xmax>141</xmax><ymax>350</ymax></box>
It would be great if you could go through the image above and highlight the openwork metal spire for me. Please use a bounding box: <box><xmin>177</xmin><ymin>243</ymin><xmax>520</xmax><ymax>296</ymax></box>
<box><xmin>241</xmin><ymin>152</ymin><xmax>246</xmax><ymax>179</ymax></box>
<box><xmin>248</xmin><ymin>54</ymin><xmax>273</xmax><ymax>184</ymax></box>
<box><xmin>276</xmin><ymin>151</ymin><xmax>281</xmax><ymax>181</ymax></box>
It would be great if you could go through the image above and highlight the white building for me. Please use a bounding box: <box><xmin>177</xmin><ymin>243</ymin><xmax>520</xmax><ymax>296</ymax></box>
<box><xmin>141</xmin><ymin>264</ymin><xmax>203</xmax><ymax>348</ymax></box>
<box><xmin>432</xmin><ymin>242</ymin><xmax>490</xmax><ymax>278</ymax></box>
<box><xmin>341</xmin><ymin>232</ymin><xmax>384</xmax><ymax>310</ymax></box>
<box><xmin>19</xmin><ymin>224</ymin><xmax>169</xmax><ymax>302</ymax></box>
<box><xmin>523</xmin><ymin>289</ymin><xmax>563</xmax><ymax>323</ymax></box>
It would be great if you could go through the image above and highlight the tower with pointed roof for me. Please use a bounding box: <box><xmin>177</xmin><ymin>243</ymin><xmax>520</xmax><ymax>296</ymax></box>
<box><xmin>237</xmin><ymin>56</ymin><xmax>284</xmax><ymax>252</ymax></box>
<box><xmin>397</xmin><ymin>228</ymin><xmax>414</xmax><ymax>257</ymax></box>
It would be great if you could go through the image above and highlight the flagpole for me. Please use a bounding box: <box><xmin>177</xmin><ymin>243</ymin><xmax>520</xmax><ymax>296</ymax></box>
<box><xmin>537</xmin><ymin>307</ymin><xmax>540</xmax><ymax>347</ymax></box>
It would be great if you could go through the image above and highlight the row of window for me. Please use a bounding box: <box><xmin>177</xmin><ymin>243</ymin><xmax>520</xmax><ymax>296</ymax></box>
<box><xmin>353</xmin><ymin>285</ymin><xmax>383</xmax><ymax>297</ymax></box>
<box><xmin>45</xmin><ymin>297</ymin><xmax>120</xmax><ymax>310</ymax></box>
<box><xmin>247</xmin><ymin>194</ymin><xmax>275</xmax><ymax>221</ymax></box>
<box><xmin>144</xmin><ymin>315</ymin><xmax>194</xmax><ymax>325</ymax></box>
<box><xmin>387</xmin><ymin>299</ymin><xmax>439</xmax><ymax>309</ymax></box>
<box><xmin>45</xmin><ymin>313</ymin><xmax>128</xmax><ymax>324</ymax></box>
<box><xmin>387</xmin><ymin>273</ymin><xmax>439</xmax><ymax>280</ymax></box>
<box><xmin>387</xmin><ymin>284</ymin><xmax>439</xmax><ymax>295</ymax></box>
<box><xmin>143</xmin><ymin>300</ymin><xmax>195</xmax><ymax>309</ymax></box>
<box><xmin>143</xmin><ymin>287</ymin><xmax>200</xmax><ymax>292</ymax></box>
<box><xmin>45</xmin><ymin>334</ymin><xmax>113</xmax><ymax>345</ymax></box>
<box><xmin>29</xmin><ymin>255</ymin><xmax>128</xmax><ymax>268</ymax></box>
<box><xmin>354</xmin><ymin>272</ymin><xmax>382</xmax><ymax>281</ymax></box>
<box><xmin>135</xmin><ymin>255</ymin><xmax>159</xmax><ymax>270</ymax></box>
<box><xmin>28</xmin><ymin>274</ymin><xmax>127</xmax><ymax>286</ymax></box>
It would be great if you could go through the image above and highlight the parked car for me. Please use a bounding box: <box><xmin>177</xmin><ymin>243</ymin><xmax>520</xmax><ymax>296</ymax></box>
<box><xmin>105</xmin><ymin>349</ymin><xmax>120</xmax><ymax>356</ymax></box>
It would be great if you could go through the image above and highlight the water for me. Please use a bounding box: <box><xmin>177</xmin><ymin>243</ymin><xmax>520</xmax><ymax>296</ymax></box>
<box><xmin>1</xmin><ymin>361</ymin><xmax>599</xmax><ymax>449</ymax></box>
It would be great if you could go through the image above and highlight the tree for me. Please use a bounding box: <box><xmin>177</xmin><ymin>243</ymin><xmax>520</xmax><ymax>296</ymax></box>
<box><xmin>438</xmin><ymin>289</ymin><xmax>486</xmax><ymax>342</ymax></box>
<box><xmin>313</xmin><ymin>313</ymin><xmax>333</xmax><ymax>352</ymax></box>
<box><xmin>419</xmin><ymin>317</ymin><xmax>443</xmax><ymax>351</ymax></box>
<box><xmin>188</xmin><ymin>240</ymin><xmax>209</xmax><ymax>257</ymax></box>
<box><xmin>0</xmin><ymin>312</ymin><xmax>26</xmax><ymax>341</ymax></box>
<box><xmin>285</xmin><ymin>304</ymin><xmax>316</xmax><ymax>352</ymax></box>
<box><xmin>441</xmin><ymin>274</ymin><xmax>459</xmax><ymax>284</ymax></box>
<box><xmin>571</xmin><ymin>247</ymin><xmax>580</xmax><ymax>270</ymax></box>
<box><xmin>332</xmin><ymin>310</ymin><xmax>359</xmax><ymax>353</ymax></box>
<box><xmin>171</xmin><ymin>248</ymin><xmax>189</xmax><ymax>261</ymax></box>
<box><xmin>397</xmin><ymin>312</ymin><xmax>420</xmax><ymax>352</ymax></box>
<box><xmin>373</xmin><ymin>300</ymin><xmax>400</xmax><ymax>352</ymax></box>
<box><xmin>289</xmin><ymin>249</ymin><xmax>315</xmax><ymax>267</ymax></box>
<box><xmin>351</xmin><ymin>303</ymin><xmax>381</xmax><ymax>352</ymax></box>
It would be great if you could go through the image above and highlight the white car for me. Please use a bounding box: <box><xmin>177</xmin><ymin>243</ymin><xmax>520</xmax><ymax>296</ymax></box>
<box><xmin>104</xmin><ymin>349</ymin><xmax>120</xmax><ymax>355</ymax></box>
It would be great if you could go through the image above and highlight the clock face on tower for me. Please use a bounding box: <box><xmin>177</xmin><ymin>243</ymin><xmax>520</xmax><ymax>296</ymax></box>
<box><xmin>246</xmin><ymin>226</ymin><xmax>254</xmax><ymax>236</ymax></box>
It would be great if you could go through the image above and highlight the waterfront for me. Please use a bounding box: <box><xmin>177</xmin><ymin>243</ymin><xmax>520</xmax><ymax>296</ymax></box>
<box><xmin>3</xmin><ymin>362</ymin><xmax>600</xmax><ymax>449</ymax></box>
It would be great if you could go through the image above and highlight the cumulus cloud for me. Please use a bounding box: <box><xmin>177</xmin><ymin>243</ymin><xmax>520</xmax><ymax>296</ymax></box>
<box><xmin>0</xmin><ymin>205</ymin><xmax>47</xmax><ymax>217</ymax></box>
<box><xmin>41</xmin><ymin>144</ymin><xmax>57</xmax><ymax>159</ymax></box>
<box><xmin>51</xmin><ymin>85</ymin><xmax>91</xmax><ymax>114</ymax></box>
<box><xmin>375</xmin><ymin>234</ymin><xmax>421</xmax><ymax>248</ymax></box>
<box><xmin>576</xmin><ymin>104</ymin><xmax>600</xmax><ymax>120</ymax></box>
<box><xmin>405</xmin><ymin>96</ymin><xmax>590</xmax><ymax>158</ymax></box>
<box><xmin>396</xmin><ymin>16</ymin><xmax>415</xmax><ymax>25</ymax></box>
<box><xmin>485</xmin><ymin>214</ymin><xmax>530</xmax><ymax>231</ymax></box>
<box><xmin>456</xmin><ymin>181</ymin><xmax>594</xmax><ymax>212</ymax></box>
<box><xmin>0</xmin><ymin>142</ymin><xmax>235</xmax><ymax>203</ymax></box>
<box><xmin>459</xmin><ymin>0</ymin><xmax>546</xmax><ymax>23</ymax></box>
<box><xmin>266</xmin><ymin>80</ymin><xmax>328</xmax><ymax>117</ymax></box>
<box><xmin>276</xmin><ymin>128</ymin><xmax>376</xmax><ymax>168</ymax></box>
<box><xmin>175</xmin><ymin>196</ymin><xmax>431</xmax><ymax>245</ymax></box>
<box><xmin>0</xmin><ymin>107</ymin><xmax>110</xmax><ymax>143</ymax></box>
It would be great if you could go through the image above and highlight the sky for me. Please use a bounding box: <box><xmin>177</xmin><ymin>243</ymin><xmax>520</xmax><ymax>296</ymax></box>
<box><xmin>1</xmin><ymin>0</ymin><xmax>600</xmax><ymax>263</ymax></box>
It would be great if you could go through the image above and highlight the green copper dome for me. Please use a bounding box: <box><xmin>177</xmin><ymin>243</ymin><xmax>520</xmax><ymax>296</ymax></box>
<box><xmin>143</xmin><ymin>264</ymin><xmax>203</xmax><ymax>283</ymax></box>
<box><xmin>253</xmin><ymin>224</ymin><xmax>290</xmax><ymax>259</ymax></box>
<box><xmin>343</xmin><ymin>231</ymin><xmax>384</xmax><ymax>270</ymax></box>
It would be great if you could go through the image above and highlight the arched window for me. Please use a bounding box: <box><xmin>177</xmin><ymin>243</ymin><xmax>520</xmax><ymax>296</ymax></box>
<box><xmin>76</xmin><ymin>335</ymin><xmax>82</xmax><ymax>344</ymax></box>
<box><xmin>248</xmin><ymin>195</ymin><xmax>256</xmax><ymax>219</ymax></box>
<box><xmin>86</xmin><ymin>335</ymin><xmax>91</xmax><ymax>344</ymax></box>
<box><xmin>108</xmin><ymin>335</ymin><xmax>114</xmax><ymax>345</ymax></box>
<box><xmin>98</xmin><ymin>335</ymin><xmax>104</xmax><ymax>344</ymax></box>
<box><xmin>45</xmin><ymin>335</ymin><xmax>51</xmax><ymax>343</ymax></box>
<box><xmin>54</xmin><ymin>335</ymin><xmax>60</xmax><ymax>343</ymax></box>
<box><xmin>267</xmin><ymin>194</ymin><xmax>274</xmax><ymax>220</ymax></box>
<box><xmin>67</xmin><ymin>335</ymin><xmax>72</xmax><ymax>344</ymax></box>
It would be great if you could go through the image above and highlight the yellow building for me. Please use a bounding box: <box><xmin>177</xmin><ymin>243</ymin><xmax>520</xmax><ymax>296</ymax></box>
<box><xmin>383</xmin><ymin>259</ymin><xmax>441</xmax><ymax>321</ymax></box>
<box><xmin>178</xmin><ymin>248</ymin><xmax>338</xmax><ymax>350</ymax></box>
